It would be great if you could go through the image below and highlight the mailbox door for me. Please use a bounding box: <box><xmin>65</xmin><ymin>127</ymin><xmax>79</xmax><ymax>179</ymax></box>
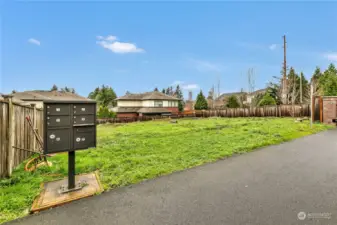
<box><xmin>73</xmin><ymin>115</ymin><xmax>95</xmax><ymax>125</ymax></box>
<box><xmin>47</xmin><ymin>115</ymin><xmax>71</xmax><ymax>127</ymax></box>
<box><xmin>46</xmin><ymin>128</ymin><xmax>72</xmax><ymax>153</ymax></box>
<box><xmin>73</xmin><ymin>104</ymin><xmax>95</xmax><ymax>115</ymax></box>
<box><xmin>46</xmin><ymin>104</ymin><xmax>70</xmax><ymax>115</ymax></box>
<box><xmin>73</xmin><ymin>126</ymin><xmax>96</xmax><ymax>150</ymax></box>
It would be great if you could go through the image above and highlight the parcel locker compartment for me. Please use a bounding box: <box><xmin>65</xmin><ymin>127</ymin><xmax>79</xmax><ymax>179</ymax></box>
<box><xmin>73</xmin><ymin>126</ymin><xmax>96</xmax><ymax>150</ymax></box>
<box><xmin>47</xmin><ymin>115</ymin><xmax>71</xmax><ymax>127</ymax></box>
<box><xmin>73</xmin><ymin>104</ymin><xmax>95</xmax><ymax>115</ymax></box>
<box><xmin>46</xmin><ymin>129</ymin><xmax>71</xmax><ymax>153</ymax></box>
<box><xmin>73</xmin><ymin>115</ymin><xmax>95</xmax><ymax>125</ymax></box>
<box><xmin>46</xmin><ymin>104</ymin><xmax>70</xmax><ymax>115</ymax></box>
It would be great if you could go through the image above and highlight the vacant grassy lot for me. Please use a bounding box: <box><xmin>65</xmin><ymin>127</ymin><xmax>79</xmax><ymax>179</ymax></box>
<box><xmin>0</xmin><ymin>117</ymin><xmax>331</xmax><ymax>223</ymax></box>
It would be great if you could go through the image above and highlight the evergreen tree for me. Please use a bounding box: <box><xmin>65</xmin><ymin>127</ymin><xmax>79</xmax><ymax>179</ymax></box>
<box><xmin>89</xmin><ymin>85</ymin><xmax>117</xmax><ymax>107</ymax></box>
<box><xmin>162</xmin><ymin>88</ymin><xmax>166</xmax><ymax>94</ymax></box>
<box><xmin>175</xmin><ymin>85</ymin><xmax>184</xmax><ymax>112</ymax></box>
<box><xmin>194</xmin><ymin>90</ymin><xmax>208</xmax><ymax>110</ymax></box>
<box><xmin>311</xmin><ymin>66</ymin><xmax>322</xmax><ymax>94</ymax></box>
<box><xmin>88</xmin><ymin>87</ymin><xmax>100</xmax><ymax>99</ymax></box>
<box><xmin>318</xmin><ymin>63</ymin><xmax>337</xmax><ymax>96</ymax></box>
<box><xmin>226</xmin><ymin>95</ymin><xmax>240</xmax><ymax>108</ymax></box>
<box><xmin>165</xmin><ymin>87</ymin><xmax>170</xmax><ymax>95</ymax></box>
<box><xmin>51</xmin><ymin>84</ymin><xmax>58</xmax><ymax>91</ymax></box>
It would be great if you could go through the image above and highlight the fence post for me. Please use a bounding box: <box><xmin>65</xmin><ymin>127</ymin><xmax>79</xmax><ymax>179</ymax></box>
<box><xmin>4</xmin><ymin>95</ymin><xmax>15</xmax><ymax>177</ymax></box>
<box><xmin>31</xmin><ymin>104</ymin><xmax>37</xmax><ymax>151</ymax></box>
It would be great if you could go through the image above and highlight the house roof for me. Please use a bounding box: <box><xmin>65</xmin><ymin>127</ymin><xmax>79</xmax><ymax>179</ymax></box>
<box><xmin>249</xmin><ymin>88</ymin><xmax>267</xmax><ymax>95</ymax></box>
<box><xmin>0</xmin><ymin>93</ymin><xmax>25</xmax><ymax>103</ymax></box>
<box><xmin>12</xmin><ymin>90</ymin><xmax>90</xmax><ymax>101</ymax></box>
<box><xmin>216</xmin><ymin>92</ymin><xmax>246</xmax><ymax>100</ymax></box>
<box><xmin>116</xmin><ymin>91</ymin><xmax>179</xmax><ymax>101</ymax></box>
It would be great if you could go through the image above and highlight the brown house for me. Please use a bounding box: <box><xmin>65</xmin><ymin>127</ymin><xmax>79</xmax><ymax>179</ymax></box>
<box><xmin>10</xmin><ymin>90</ymin><xmax>91</xmax><ymax>108</ymax></box>
<box><xmin>111</xmin><ymin>91</ymin><xmax>180</xmax><ymax>118</ymax></box>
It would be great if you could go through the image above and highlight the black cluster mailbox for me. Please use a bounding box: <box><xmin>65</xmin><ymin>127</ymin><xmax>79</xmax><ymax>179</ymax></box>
<box><xmin>43</xmin><ymin>100</ymin><xmax>97</xmax><ymax>192</ymax></box>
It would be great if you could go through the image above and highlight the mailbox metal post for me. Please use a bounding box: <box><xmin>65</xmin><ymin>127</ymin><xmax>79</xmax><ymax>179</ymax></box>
<box><xmin>43</xmin><ymin>100</ymin><xmax>97</xmax><ymax>194</ymax></box>
<box><xmin>68</xmin><ymin>151</ymin><xmax>76</xmax><ymax>189</ymax></box>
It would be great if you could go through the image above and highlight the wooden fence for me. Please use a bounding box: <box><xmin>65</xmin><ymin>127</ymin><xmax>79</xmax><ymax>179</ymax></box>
<box><xmin>194</xmin><ymin>104</ymin><xmax>310</xmax><ymax>118</ymax></box>
<box><xmin>0</xmin><ymin>96</ymin><xmax>43</xmax><ymax>178</ymax></box>
<box><xmin>98</xmin><ymin>104</ymin><xmax>310</xmax><ymax>124</ymax></box>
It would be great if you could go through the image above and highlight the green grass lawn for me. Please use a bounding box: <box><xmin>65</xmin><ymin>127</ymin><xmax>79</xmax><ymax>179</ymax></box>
<box><xmin>0</xmin><ymin>117</ymin><xmax>332</xmax><ymax>223</ymax></box>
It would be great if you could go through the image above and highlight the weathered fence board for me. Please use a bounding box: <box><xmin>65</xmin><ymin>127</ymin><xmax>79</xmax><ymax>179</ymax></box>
<box><xmin>0</xmin><ymin>98</ymin><xmax>43</xmax><ymax>178</ymax></box>
<box><xmin>194</xmin><ymin>104</ymin><xmax>309</xmax><ymax>118</ymax></box>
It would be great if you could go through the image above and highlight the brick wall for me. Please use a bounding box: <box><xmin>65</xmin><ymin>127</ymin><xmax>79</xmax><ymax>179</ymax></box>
<box><xmin>116</xmin><ymin>113</ymin><xmax>138</xmax><ymax>118</ymax></box>
<box><xmin>323</xmin><ymin>97</ymin><xmax>337</xmax><ymax>124</ymax></box>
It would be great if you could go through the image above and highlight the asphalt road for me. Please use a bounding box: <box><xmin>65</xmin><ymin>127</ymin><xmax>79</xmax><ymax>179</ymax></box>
<box><xmin>8</xmin><ymin>129</ymin><xmax>337</xmax><ymax>225</ymax></box>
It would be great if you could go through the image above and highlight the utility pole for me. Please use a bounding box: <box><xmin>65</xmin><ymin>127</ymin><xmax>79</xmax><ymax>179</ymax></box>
<box><xmin>282</xmin><ymin>35</ymin><xmax>288</xmax><ymax>104</ymax></box>
<box><xmin>217</xmin><ymin>75</ymin><xmax>220</xmax><ymax>98</ymax></box>
<box><xmin>300</xmin><ymin>73</ymin><xmax>303</xmax><ymax>104</ymax></box>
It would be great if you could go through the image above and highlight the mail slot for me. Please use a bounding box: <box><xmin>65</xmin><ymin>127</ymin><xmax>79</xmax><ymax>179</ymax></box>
<box><xmin>46</xmin><ymin>128</ymin><xmax>71</xmax><ymax>153</ymax></box>
<box><xmin>47</xmin><ymin>115</ymin><xmax>71</xmax><ymax>127</ymax></box>
<box><xmin>73</xmin><ymin>126</ymin><xmax>96</xmax><ymax>150</ymax></box>
<box><xmin>73</xmin><ymin>115</ymin><xmax>95</xmax><ymax>125</ymax></box>
<box><xmin>73</xmin><ymin>104</ymin><xmax>95</xmax><ymax>115</ymax></box>
<box><xmin>46</xmin><ymin>104</ymin><xmax>70</xmax><ymax>115</ymax></box>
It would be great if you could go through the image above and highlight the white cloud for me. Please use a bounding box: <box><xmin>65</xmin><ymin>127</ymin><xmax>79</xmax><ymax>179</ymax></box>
<box><xmin>323</xmin><ymin>52</ymin><xmax>337</xmax><ymax>62</ymax></box>
<box><xmin>171</xmin><ymin>80</ymin><xmax>199</xmax><ymax>90</ymax></box>
<box><xmin>28</xmin><ymin>38</ymin><xmax>41</xmax><ymax>46</ymax></box>
<box><xmin>188</xmin><ymin>58</ymin><xmax>224</xmax><ymax>72</ymax></box>
<box><xmin>182</xmin><ymin>84</ymin><xmax>199</xmax><ymax>90</ymax></box>
<box><xmin>269</xmin><ymin>44</ymin><xmax>278</xmax><ymax>50</ymax></box>
<box><xmin>105</xmin><ymin>35</ymin><xmax>117</xmax><ymax>41</ymax></box>
<box><xmin>96</xmin><ymin>35</ymin><xmax>144</xmax><ymax>54</ymax></box>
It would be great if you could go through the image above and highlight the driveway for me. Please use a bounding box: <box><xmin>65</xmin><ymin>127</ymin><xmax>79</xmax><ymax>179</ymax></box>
<box><xmin>8</xmin><ymin>129</ymin><xmax>337</xmax><ymax>225</ymax></box>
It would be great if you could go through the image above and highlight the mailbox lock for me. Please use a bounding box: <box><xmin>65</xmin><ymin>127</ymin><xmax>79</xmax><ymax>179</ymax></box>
<box><xmin>76</xmin><ymin>137</ymin><xmax>81</xmax><ymax>142</ymax></box>
<box><xmin>50</xmin><ymin>134</ymin><xmax>56</xmax><ymax>139</ymax></box>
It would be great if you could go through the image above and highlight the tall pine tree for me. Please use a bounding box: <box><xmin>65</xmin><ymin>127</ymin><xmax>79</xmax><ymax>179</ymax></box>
<box><xmin>194</xmin><ymin>90</ymin><xmax>208</xmax><ymax>110</ymax></box>
<box><xmin>175</xmin><ymin>85</ymin><xmax>184</xmax><ymax>112</ymax></box>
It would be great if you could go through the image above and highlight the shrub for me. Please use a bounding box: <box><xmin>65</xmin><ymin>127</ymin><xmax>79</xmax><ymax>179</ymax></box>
<box><xmin>97</xmin><ymin>105</ymin><xmax>116</xmax><ymax>119</ymax></box>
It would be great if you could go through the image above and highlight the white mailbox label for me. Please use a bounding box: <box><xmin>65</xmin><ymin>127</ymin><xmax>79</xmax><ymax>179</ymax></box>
<box><xmin>81</xmin><ymin>117</ymin><xmax>86</xmax><ymax>121</ymax></box>
<box><xmin>81</xmin><ymin>137</ymin><xmax>86</xmax><ymax>141</ymax></box>
<box><xmin>56</xmin><ymin>108</ymin><xmax>60</xmax><ymax>112</ymax></box>
<box><xmin>56</xmin><ymin>137</ymin><xmax>60</xmax><ymax>141</ymax></box>
<box><xmin>56</xmin><ymin>118</ymin><xmax>60</xmax><ymax>123</ymax></box>
<box><xmin>81</xmin><ymin>108</ymin><xmax>86</xmax><ymax>111</ymax></box>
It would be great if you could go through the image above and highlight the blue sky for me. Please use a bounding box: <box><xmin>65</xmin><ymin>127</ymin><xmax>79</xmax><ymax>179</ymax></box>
<box><xmin>1</xmin><ymin>1</ymin><xmax>337</xmax><ymax>98</ymax></box>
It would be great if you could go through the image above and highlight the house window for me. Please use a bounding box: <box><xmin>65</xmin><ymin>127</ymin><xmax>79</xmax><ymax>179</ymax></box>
<box><xmin>154</xmin><ymin>100</ymin><xmax>163</xmax><ymax>107</ymax></box>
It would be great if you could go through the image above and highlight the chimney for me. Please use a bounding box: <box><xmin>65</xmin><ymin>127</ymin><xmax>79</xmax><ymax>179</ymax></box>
<box><xmin>188</xmin><ymin>91</ymin><xmax>192</xmax><ymax>101</ymax></box>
